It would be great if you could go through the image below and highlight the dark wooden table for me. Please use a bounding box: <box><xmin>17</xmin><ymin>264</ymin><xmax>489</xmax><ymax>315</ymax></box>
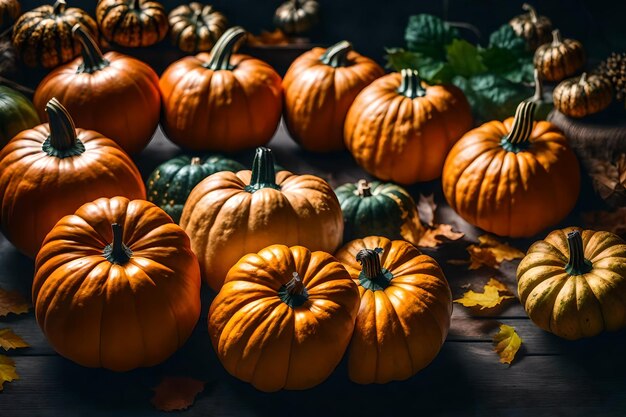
<box><xmin>1</xmin><ymin>123</ymin><xmax>625</xmax><ymax>417</ymax></box>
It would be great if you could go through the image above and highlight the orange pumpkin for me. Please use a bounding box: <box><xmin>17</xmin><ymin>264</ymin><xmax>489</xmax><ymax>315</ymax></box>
<box><xmin>442</xmin><ymin>101</ymin><xmax>580</xmax><ymax>237</ymax></box>
<box><xmin>96</xmin><ymin>0</ymin><xmax>168</xmax><ymax>48</ymax></box>
<box><xmin>33</xmin><ymin>196</ymin><xmax>201</xmax><ymax>371</ymax></box>
<box><xmin>160</xmin><ymin>26</ymin><xmax>283</xmax><ymax>152</ymax></box>
<box><xmin>180</xmin><ymin>147</ymin><xmax>343</xmax><ymax>291</ymax></box>
<box><xmin>0</xmin><ymin>98</ymin><xmax>145</xmax><ymax>257</ymax></box>
<box><xmin>208</xmin><ymin>244</ymin><xmax>359</xmax><ymax>392</ymax></box>
<box><xmin>34</xmin><ymin>25</ymin><xmax>161</xmax><ymax>155</ymax></box>
<box><xmin>282</xmin><ymin>41</ymin><xmax>384</xmax><ymax>152</ymax></box>
<box><xmin>335</xmin><ymin>236</ymin><xmax>452</xmax><ymax>384</ymax></box>
<box><xmin>344</xmin><ymin>69</ymin><xmax>472</xmax><ymax>184</ymax></box>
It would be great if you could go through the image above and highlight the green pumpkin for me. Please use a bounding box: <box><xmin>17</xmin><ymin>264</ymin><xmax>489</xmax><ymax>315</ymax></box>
<box><xmin>0</xmin><ymin>86</ymin><xmax>40</xmax><ymax>148</ymax></box>
<box><xmin>147</xmin><ymin>155</ymin><xmax>245</xmax><ymax>223</ymax></box>
<box><xmin>335</xmin><ymin>179</ymin><xmax>424</xmax><ymax>245</ymax></box>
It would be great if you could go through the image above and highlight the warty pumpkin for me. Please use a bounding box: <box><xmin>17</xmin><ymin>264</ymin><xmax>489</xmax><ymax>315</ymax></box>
<box><xmin>160</xmin><ymin>26</ymin><xmax>283</xmax><ymax>152</ymax></box>
<box><xmin>442</xmin><ymin>100</ymin><xmax>580</xmax><ymax>238</ymax></box>
<box><xmin>553</xmin><ymin>72</ymin><xmax>613</xmax><ymax>119</ymax></box>
<box><xmin>283</xmin><ymin>41</ymin><xmax>384</xmax><ymax>152</ymax></box>
<box><xmin>0</xmin><ymin>85</ymin><xmax>39</xmax><ymax>148</ymax></box>
<box><xmin>180</xmin><ymin>146</ymin><xmax>343</xmax><ymax>291</ymax></box>
<box><xmin>344</xmin><ymin>68</ymin><xmax>473</xmax><ymax>184</ymax></box>
<box><xmin>96</xmin><ymin>0</ymin><xmax>168</xmax><ymax>48</ymax></box>
<box><xmin>208</xmin><ymin>243</ymin><xmax>359</xmax><ymax>392</ymax></box>
<box><xmin>273</xmin><ymin>0</ymin><xmax>319</xmax><ymax>36</ymax></box>
<box><xmin>0</xmin><ymin>98</ymin><xmax>146</xmax><ymax>257</ymax></box>
<box><xmin>534</xmin><ymin>29</ymin><xmax>585</xmax><ymax>83</ymax></box>
<box><xmin>517</xmin><ymin>228</ymin><xmax>626</xmax><ymax>340</ymax></box>
<box><xmin>168</xmin><ymin>2</ymin><xmax>228</xmax><ymax>53</ymax></box>
<box><xmin>335</xmin><ymin>236</ymin><xmax>452</xmax><ymax>384</ymax></box>
<box><xmin>0</xmin><ymin>0</ymin><xmax>20</xmax><ymax>32</ymax></box>
<box><xmin>33</xmin><ymin>25</ymin><xmax>161</xmax><ymax>155</ymax></box>
<box><xmin>508</xmin><ymin>3</ymin><xmax>552</xmax><ymax>51</ymax></box>
<box><xmin>33</xmin><ymin>196</ymin><xmax>201</xmax><ymax>371</ymax></box>
<box><xmin>12</xmin><ymin>0</ymin><xmax>98</xmax><ymax>68</ymax></box>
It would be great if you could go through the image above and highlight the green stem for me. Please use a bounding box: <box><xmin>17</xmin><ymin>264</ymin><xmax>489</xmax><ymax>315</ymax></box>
<box><xmin>128</xmin><ymin>0</ymin><xmax>139</xmax><ymax>10</ymax></box>
<box><xmin>551</xmin><ymin>29</ymin><xmax>562</xmax><ymax>46</ymax></box>
<box><xmin>565</xmin><ymin>230</ymin><xmax>592</xmax><ymax>275</ymax></box>
<box><xmin>245</xmin><ymin>147</ymin><xmax>281</xmax><ymax>192</ymax></box>
<box><xmin>278</xmin><ymin>272</ymin><xmax>309</xmax><ymax>308</ymax></box>
<box><xmin>205</xmin><ymin>26</ymin><xmax>246</xmax><ymax>71</ymax></box>
<box><xmin>319</xmin><ymin>41</ymin><xmax>352</xmax><ymax>68</ymax></box>
<box><xmin>73</xmin><ymin>24</ymin><xmax>109</xmax><ymax>74</ymax></box>
<box><xmin>522</xmin><ymin>3</ymin><xmax>538</xmax><ymax>23</ymax></box>
<box><xmin>103</xmin><ymin>223</ymin><xmax>133</xmax><ymax>265</ymax></box>
<box><xmin>502</xmin><ymin>101</ymin><xmax>537</xmax><ymax>150</ymax></box>
<box><xmin>53</xmin><ymin>0</ymin><xmax>66</xmax><ymax>14</ymax></box>
<box><xmin>356</xmin><ymin>248</ymin><xmax>393</xmax><ymax>291</ymax></box>
<box><xmin>42</xmin><ymin>98</ymin><xmax>85</xmax><ymax>158</ymax></box>
<box><xmin>357</xmin><ymin>179</ymin><xmax>372</xmax><ymax>197</ymax></box>
<box><xmin>532</xmin><ymin>69</ymin><xmax>543</xmax><ymax>101</ymax></box>
<box><xmin>397</xmin><ymin>69</ymin><xmax>426</xmax><ymax>99</ymax></box>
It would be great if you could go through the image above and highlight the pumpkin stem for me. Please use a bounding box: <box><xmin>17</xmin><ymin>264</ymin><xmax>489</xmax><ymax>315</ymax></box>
<box><xmin>190</xmin><ymin>156</ymin><xmax>202</xmax><ymax>166</ymax></box>
<box><xmin>319</xmin><ymin>40</ymin><xmax>352</xmax><ymax>68</ymax></box>
<box><xmin>579</xmin><ymin>72</ymin><xmax>588</xmax><ymax>85</ymax></box>
<box><xmin>551</xmin><ymin>29</ymin><xmax>562</xmax><ymax>45</ymax></box>
<box><xmin>356</xmin><ymin>179</ymin><xmax>372</xmax><ymax>197</ymax></box>
<box><xmin>397</xmin><ymin>69</ymin><xmax>426</xmax><ymax>99</ymax></box>
<box><xmin>128</xmin><ymin>0</ymin><xmax>139</xmax><ymax>10</ymax></box>
<box><xmin>73</xmin><ymin>24</ymin><xmax>109</xmax><ymax>74</ymax></box>
<box><xmin>532</xmin><ymin>68</ymin><xmax>543</xmax><ymax>101</ymax></box>
<box><xmin>103</xmin><ymin>223</ymin><xmax>133</xmax><ymax>265</ymax></box>
<box><xmin>53</xmin><ymin>0</ymin><xmax>66</xmax><ymax>14</ymax></box>
<box><xmin>565</xmin><ymin>230</ymin><xmax>592</xmax><ymax>275</ymax></box>
<box><xmin>356</xmin><ymin>248</ymin><xmax>393</xmax><ymax>291</ymax></box>
<box><xmin>43</xmin><ymin>98</ymin><xmax>85</xmax><ymax>158</ymax></box>
<box><xmin>205</xmin><ymin>26</ymin><xmax>246</xmax><ymax>71</ymax></box>
<box><xmin>245</xmin><ymin>147</ymin><xmax>281</xmax><ymax>192</ymax></box>
<box><xmin>502</xmin><ymin>101</ymin><xmax>536</xmax><ymax>149</ymax></box>
<box><xmin>522</xmin><ymin>3</ymin><xmax>538</xmax><ymax>23</ymax></box>
<box><xmin>278</xmin><ymin>272</ymin><xmax>309</xmax><ymax>308</ymax></box>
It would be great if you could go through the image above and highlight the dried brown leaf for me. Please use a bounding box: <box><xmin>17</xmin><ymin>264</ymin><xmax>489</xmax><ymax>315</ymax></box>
<box><xmin>0</xmin><ymin>354</ymin><xmax>18</xmax><ymax>391</ymax></box>
<box><xmin>589</xmin><ymin>155</ymin><xmax>626</xmax><ymax>204</ymax></box>
<box><xmin>493</xmin><ymin>324</ymin><xmax>523</xmax><ymax>365</ymax></box>
<box><xmin>417</xmin><ymin>194</ymin><xmax>437</xmax><ymax>227</ymax></box>
<box><xmin>582</xmin><ymin>208</ymin><xmax>626</xmax><ymax>239</ymax></box>
<box><xmin>151</xmin><ymin>377</ymin><xmax>205</xmax><ymax>412</ymax></box>
<box><xmin>0</xmin><ymin>329</ymin><xmax>29</xmax><ymax>351</ymax></box>
<box><xmin>0</xmin><ymin>288</ymin><xmax>30</xmax><ymax>318</ymax></box>
<box><xmin>417</xmin><ymin>223</ymin><xmax>465</xmax><ymax>248</ymax></box>
<box><xmin>467</xmin><ymin>245</ymin><xmax>498</xmax><ymax>269</ymax></box>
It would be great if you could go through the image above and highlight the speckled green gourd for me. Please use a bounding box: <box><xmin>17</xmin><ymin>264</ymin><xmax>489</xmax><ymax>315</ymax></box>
<box><xmin>334</xmin><ymin>179</ymin><xmax>424</xmax><ymax>245</ymax></box>
<box><xmin>0</xmin><ymin>86</ymin><xmax>40</xmax><ymax>148</ymax></box>
<box><xmin>147</xmin><ymin>155</ymin><xmax>244</xmax><ymax>223</ymax></box>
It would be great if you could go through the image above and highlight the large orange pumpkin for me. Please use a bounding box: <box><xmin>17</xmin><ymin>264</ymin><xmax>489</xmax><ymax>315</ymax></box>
<box><xmin>442</xmin><ymin>101</ymin><xmax>580</xmax><ymax>237</ymax></box>
<box><xmin>160</xmin><ymin>26</ymin><xmax>283</xmax><ymax>151</ymax></box>
<box><xmin>208</xmin><ymin>244</ymin><xmax>359</xmax><ymax>392</ymax></box>
<box><xmin>282</xmin><ymin>41</ymin><xmax>384</xmax><ymax>152</ymax></box>
<box><xmin>180</xmin><ymin>147</ymin><xmax>343</xmax><ymax>291</ymax></box>
<box><xmin>335</xmin><ymin>236</ymin><xmax>452</xmax><ymax>384</ymax></box>
<box><xmin>33</xmin><ymin>196</ymin><xmax>201</xmax><ymax>371</ymax></box>
<box><xmin>344</xmin><ymin>68</ymin><xmax>472</xmax><ymax>184</ymax></box>
<box><xmin>0</xmin><ymin>98</ymin><xmax>145</xmax><ymax>257</ymax></box>
<box><xmin>34</xmin><ymin>25</ymin><xmax>161</xmax><ymax>154</ymax></box>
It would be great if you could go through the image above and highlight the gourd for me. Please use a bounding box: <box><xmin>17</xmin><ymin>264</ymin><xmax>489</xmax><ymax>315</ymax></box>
<box><xmin>534</xmin><ymin>29</ymin><xmax>585</xmax><ymax>82</ymax></box>
<box><xmin>0</xmin><ymin>85</ymin><xmax>39</xmax><ymax>148</ymax></box>
<box><xmin>273</xmin><ymin>0</ymin><xmax>319</xmax><ymax>36</ymax></box>
<box><xmin>96</xmin><ymin>0</ymin><xmax>168</xmax><ymax>48</ymax></box>
<box><xmin>553</xmin><ymin>72</ymin><xmax>613</xmax><ymax>118</ymax></box>
<box><xmin>33</xmin><ymin>196</ymin><xmax>201</xmax><ymax>371</ymax></box>
<box><xmin>283</xmin><ymin>41</ymin><xmax>384</xmax><ymax>152</ymax></box>
<box><xmin>344</xmin><ymin>68</ymin><xmax>473</xmax><ymax>184</ymax></box>
<box><xmin>168</xmin><ymin>2</ymin><xmax>228</xmax><ymax>53</ymax></box>
<box><xmin>508</xmin><ymin>3</ymin><xmax>552</xmax><ymax>51</ymax></box>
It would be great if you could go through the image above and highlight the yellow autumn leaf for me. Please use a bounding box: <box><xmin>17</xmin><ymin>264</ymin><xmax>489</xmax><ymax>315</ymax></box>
<box><xmin>493</xmin><ymin>324</ymin><xmax>523</xmax><ymax>365</ymax></box>
<box><xmin>0</xmin><ymin>329</ymin><xmax>29</xmax><ymax>350</ymax></box>
<box><xmin>418</xmin><ymin>224</ymin><xmax>465</xmax><ymax>248</ymax></box>
<box><xmin>454</xmin><ymin>281</ymin><xmax>514</xmax><ymax>309</ymax></box>
<box><xmin>0</xmin><ymin>288</ymin><xmax>30</xmax><ymax>317</ymax></box>
<box><xmin>0</xmin><ymin>354</ymin><xmax>18</xmax><ymax>391</ymax></box>
<box><xmin>468</xmin><ymin>245</ymin><xmax>498</xmax><ymax>269</ymax></box>
<box><xmin>486</xmin><ymin>278</ymin><xmax>513</xmax><ymax>295</ymax></box>
<box><xmin>478</xmin><ymin>235</ymin><xmax>525</xmax><ymax>263</ymax></box>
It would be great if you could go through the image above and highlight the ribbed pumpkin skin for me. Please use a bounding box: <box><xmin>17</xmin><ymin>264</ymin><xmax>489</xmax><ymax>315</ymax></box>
<box><xmin>344</xmin><ymin>71</ymin><xmax>473</xmax><ymax>184</ymax></box>
<box><xmin>517</xmin><ymin>228</ymin><xmax>626</xmax><ymax>340</ymax></box>
<box><xmin>96</xmin><ymin>0</ymin><xmax>168</xmax><ymax>47</ymax></box>
<box><xmin>508</xmin><ymin>4</ymin><xmax>552</xmax><ymax>51</ymax></box>
<box><xmin>335</xmin><ymin>180</ymin><xmax>423</xmax><ymax>245</ymax></box>
<box><xmin>335</xmin><ymin>236</ymin><xmax>452</xmax><ymax>384</ymax></box>
<box><xmin>442</xmin><ymin>118</ymin><xmax>580</xmax><ymax>238</ymax></box>
<box><xmin>534</xmin><ymin>30</ymin><xmax>585</xmax><ymax>82</ymax></box>
<box><xmin>208</xmin><ymin>244</ymin><xmax>359</xmax><ymax>392</ymax></box>
<box><xmin>12</xmin><ymin>1</ymin><xmax>98</xmax><ymax>68</ymax></box>
<box><xmin>0</xmin><ymin>0</ymin><xmax>20</xmax><ymax>32</ymax></box>
<box><xmin>168</xmin><ymin>3</ymin><xmax>227</xmax><ymax>53</ymax></box>
<box><xmin>273</xmin><ymin>0</ymin><xmax>319</xmax><ymax>35</ymax></box>
<box><xmin>146</xmin><ymin>155</ymin><xmax>244</xmax><ymax>223</ymax></box>
<box><xmin>33</xmin><ymin>197</ymin><xmax>201</xmax><ymax>371</ymax></box>
<box><xmin>553</xmin><ymin>73</ymin><xmax>613</xmax><ymax>118</ymax></box>
<box><xmin>0</xmin><ymin>124</ymin><xmax>146</xmax><ymax>257</ymax></box>
<box><xmin>283</xmin><ymin>45</ymin><xmax>384</xmax><ymax>152</ymax></box>
<box><xmin>0</xmin><ymin>86</ymin><xmax>39</xmax><ymax>148</ymax></box>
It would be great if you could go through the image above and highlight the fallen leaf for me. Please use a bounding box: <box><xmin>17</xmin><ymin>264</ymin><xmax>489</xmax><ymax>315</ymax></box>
<box><xmin>588</xmin><ymin>154</ymin><xmax>626</xmax><ymax>206</ymax></box>
<box><xmin>418</xmin><ymin>223</ymin><xmax>465</xmax><ymax>248</ymax></box>
<box><xmin>485</xmin><ymin>277</ymin><xmax>513</xmax><ymax>295</ymax></box>
<box><xmin>247</xmin><ymin>29</ymin><xmax>290</xmax><ymax>46</ymax></box>
<box><xmin>454</xmin><ymin>280</ymin><xmax>514</xmax><ymax>309</ymax></box>
<box><xmin>0</xmin><ymin>288</ymin><xmax>30</xmax><ymax>317</ymax></box>
<box><xmin>0</xmin><ymin>354</ymin><xmax>18</xmax><ymax>391</ymax></box>
<box><xmin>493</xmin><ymin>324</ymin><xmax>523</xmax><ymax>365</ymax></box>
<box><xmin>0</xmin><ymin>329</ymin><xmax>29</xmax><ymax>351</ymax></box>
<box><xmin>417</xmin><ymin>194</ymin><xmax>437</xmax><ymax>227</ymax></box>
<box><xmin>582</xmin><ymin>208</ymin><xmax>626</xmax><ymax>239</ymax></box>
<box><xmin>477</xmin><ymin>235</ymin><xmax>525</xmax><ymax>262</ymax></box>
<box><xmin>151</xmin><ymin>377</ymin><xmax>205</xmax><ymax>412</ymax></box>
<box><xmin>467</xmin><ymin>245</ymin><xmax>498</xmax><ymax>269</ymax></box>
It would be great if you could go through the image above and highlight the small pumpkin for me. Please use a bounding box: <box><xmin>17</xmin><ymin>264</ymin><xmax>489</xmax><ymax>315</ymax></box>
<box><xmin>534</xmin><ymin>29</ymin><xmax>585</xmax><ymax>82</ymax></box>
<box><xmin>96</xmin><ymin>0</ymin><xmax>168</xmax><ymax>48</ymax></box>
<box><xmin>517</xmin><ymin>228</ymin><xmax>626</xmax><ymax>340</ymax></box>
<box><xmin>208</xmin><ymin>244</ymin><xmax>359</xmax><ymax>392</ymax></box>
<box><xmin>168</xmin><ymin>2</ymin><xmax>228</xmax><ymax>53</ymax></box>
<box><xmin>344</xmin><ymin>69</ymin><xmax>473</xmax><ymax>184</ymax></box>
<box><xmin>0</xmin><ymin>85</ymin><xmax>39</xmax><ymax>148</ymax></box>
<box><xmin>12</xmin><ymin>0</ymin><xmax>98</xmax><ymax>68</ymax></box>
<box><xmin>0</xmin><ymin>0</ymin><xmax>20</xmax><ymax>32</ymax></box>
<box><xmin>283</xmin><ymin>41</ymin><xmax>384</xmax><ymax>152</ymax></box>
<box><xmin>553</xmin><ymin>72</ymin><xmax>613</xmax><ymax>119</ymax></box>
<box><xmin>508</xmin><ymin>3</ymin><xmax>553</xmax><ymax>51</ymax></box>
<box><xmin>335</xmin><ymin>179</ymin><xmax>423</xmax><ymax>245</ymax></box>
<box><xmin>160</xmin><ymin>26</ymin><xmax>283</xmax><ymax>152</ymax></box>
<box><xmin>0</xmin><ymin>98</ymin><xmax>146</xmax><ymax>257</ymax></box>
<box><xmin>442</xmin><ymin>101</ymin><xmax>580</xmax><ymax>238</ymax></box>
<box><xmin>33</xmin><ymin>196</ymin><xmax>201</xmax><ymax>371</ymax></box>
<box><xmin>335</xmin><ymin>236</ymin><xmax>452</xmax><ymax>384</ymax></box>
<box><xmin>273</xmin><ymin>0</ymin><xmax>319</xmax><ymax>36</ymax></box>
<box><xmin>180</xmin><ymin>146</ymin><xmax>343</xmax><ymax>291</ymax></box>
<box><xmin>147</xmin><ymin>154</ymin><xmax>244</xmax><ymax>223</ymax></box>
